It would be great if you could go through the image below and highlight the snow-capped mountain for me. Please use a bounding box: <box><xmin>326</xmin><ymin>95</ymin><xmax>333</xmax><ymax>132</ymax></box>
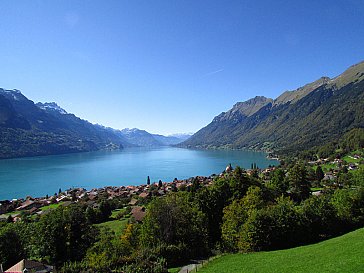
<box><xmin>36</xmin><ymin>102</ymin><xmax>68</xmax><ymax>115</ymax></box>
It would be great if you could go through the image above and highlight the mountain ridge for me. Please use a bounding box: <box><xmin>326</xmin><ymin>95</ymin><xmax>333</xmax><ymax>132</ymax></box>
<box><xmin>0</xmin><ymin>89</ymin><xmax>191</xmax><ymax>158</ymax></box>
<box><xmin>180</xmin><ymin>60</ymin><xmax>364</xmax><ymax>155</ymax></box>
<box><xmin>0</xmin><ymin>88</ymin><xmax>132</xmax><ymax>158</ymax></box>
<box><xmin>118</xmin><ymin>128</ymin><xmax>190</xmax><ymax>147</ymax></box>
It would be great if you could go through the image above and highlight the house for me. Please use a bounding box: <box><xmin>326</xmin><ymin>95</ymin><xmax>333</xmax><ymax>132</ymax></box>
<box><xmin>157</xmin><ymin>190</ymin><xmax>166</xmax><ymax>196</ymax></box>
<box><xmin>16</xmin><ymin>199</ymin><xmax>41</xmax><ymax>211</ymax></box>
<box><xmin>0</xmin><ymin>201</ymin><xmax>12</xmax><ymax>214</ymax></box>
<box><xmin>225</xmin><ymin>164</ymin><xmax>233</xmax><ymax>173</ymax></box>
<box><xmin>312</xmin><ymin>191</ymin><xmax>322</xmax><ymax>196</ymax></box>
<box><xmin>128</xmin><ymin>198</ymin><xmax>138</xmax><ymax>206</ymax></box>
<box><xmin>28</xmin><ymin>207</ymin><xmax>39</xmax><ymax>215</ymax></box>
<box><xmin>348</xmin><ymin>164</ymin><xmax>358</xmax><ymax>170</ymax></box>
<box><xmin>4</xmin><ymin>259</ymin><xmax>55</xmax><ymax>273</ymax></box>
<box><xmin>323</xmin><ymin>174</ymin><xmax>335</xmax><ymax>181</ymax></box>
<box><xmin>139</xmin><ymin>192</ymin><xmax>149</xmax><ymax>199</ymax></box>
<box><xmin>131</xmin><ymin>206</ymin><xmax>146</xmax><ymax>222</ymax></box>
<box><xmin>61</xmin><ymin>201</ymin><xmax>73</xmax><ymax>207</ymax></box>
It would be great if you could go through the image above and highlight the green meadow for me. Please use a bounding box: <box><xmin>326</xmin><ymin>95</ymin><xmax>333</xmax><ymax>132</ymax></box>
<box><xmin>199</xmin><ymin>228</ymin><xmax>364</xmax><ymax>273</ymax></box>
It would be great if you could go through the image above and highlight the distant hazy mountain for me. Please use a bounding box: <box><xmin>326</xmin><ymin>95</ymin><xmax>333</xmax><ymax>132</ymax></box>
<box><xmin>180</xmin><ymin>61</ymin><xmax>364</xmax><ymax>155</ymax></box>
<box><xmin>118</xmin><ymin>128</ymin><xmax>191</xmax><ymax>147</ymax></box>
<box><xmin>152</xmin><ymin>133</ymin><xmax>192</xmax><ymax>146</ymax></box>
<box><xmin>119</xmin><ymin>128</ymin><xmax>162</xmax><ymax>147</ymax></box>
<box><xmin>0</xmin><ymin>89</ymin><xmax>130</xmax><ymax>159</ymax></box>
<box><xmin>168</xmin><ymin>133</ymin><xmax>193</xmax><ymax>142</ymax></box>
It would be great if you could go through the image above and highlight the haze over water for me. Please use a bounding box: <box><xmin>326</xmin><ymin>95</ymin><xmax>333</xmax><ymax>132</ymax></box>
<box><xmin>0</xmin><ymin>147</ymin><xmax>278</xmax><ymax>200</ymax></box>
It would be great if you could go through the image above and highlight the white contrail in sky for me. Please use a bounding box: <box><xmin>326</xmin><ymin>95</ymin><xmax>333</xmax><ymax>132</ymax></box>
<box><xmin>204</xmin><ymin>68</ymin><xmax>224</xmax><ymax>77</ymax></box>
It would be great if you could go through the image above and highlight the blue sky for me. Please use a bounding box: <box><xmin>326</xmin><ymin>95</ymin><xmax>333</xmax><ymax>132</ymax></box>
<box><xmin>1</xmin><ymin>0</ymin><xmax>364</xmax><ymax>135</ymax></box>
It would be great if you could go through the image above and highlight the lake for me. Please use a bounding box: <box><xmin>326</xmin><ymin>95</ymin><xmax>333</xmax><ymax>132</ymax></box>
<box><xmin>0</xmin><ymin>147</ymin><xmax>278</xmax><ymax>200</ymax></box>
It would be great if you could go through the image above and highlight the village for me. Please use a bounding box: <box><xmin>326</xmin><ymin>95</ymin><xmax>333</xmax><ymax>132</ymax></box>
<box><xmin>1</xmin><ymin>152</ymin><xmax>362</xmax><ymax>224</ymax></box>
<box><xmin>0</xmin><ymin>175</ymin><xmax>215</xmax><ymax>223</ymax></box>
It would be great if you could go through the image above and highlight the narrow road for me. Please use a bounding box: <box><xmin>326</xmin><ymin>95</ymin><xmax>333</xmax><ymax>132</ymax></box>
<box><xmin>178</xmin><ymin>263</ymin><xmax>199</xmax><ymax>273</ymax></box>
<box><xmin>178</xmin><ymin>260</ymin><xmax>207</xmax><ymax>273</ymax></box>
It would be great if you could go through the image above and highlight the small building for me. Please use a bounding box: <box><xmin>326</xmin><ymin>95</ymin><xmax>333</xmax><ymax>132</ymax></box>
<box><xmin>131</xmin><ymin>206</ymin><xmax>146</xmax><ymax>222</ymax></box>
<box><xmin>16</xmin><ymin>200</ymin><xmax>41</xmax><ymax>211</ymax></box>
<box><xmin>323</xmin><ymin>174</ymin><xmax>335</xmax><ymax>181</ymax></box>
<box><xmin>139</xmin><ymin>192</ymin><xmax>149</xmax><ymax>199</ymax></box>
<box><xmin>128</xmin><ymin>198</ymin><xmax>138</xmax><ymax>206</ymax></box>
<box><xmin>225</xmin><ymin>164</ymin><xmax>233</xmax><ymax>173</ymax></box>
<box><xmin>4</xmin><ymin>259</ymin><xmax>55</xmax><ymax>273</ymax></box>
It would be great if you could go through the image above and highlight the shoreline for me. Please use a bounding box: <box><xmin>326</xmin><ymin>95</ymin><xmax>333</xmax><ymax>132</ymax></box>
<box><xmin>0</xmin><ymin>175</ymin><xmax>217</xmax><ymax>217</ymax></box>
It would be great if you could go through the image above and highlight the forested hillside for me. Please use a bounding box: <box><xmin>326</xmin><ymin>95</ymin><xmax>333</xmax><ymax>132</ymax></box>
<box><xmin>181</xmin><ymin>61</ymin><xmax>364</xmax><ymax>155</ymax></box>
<box><xmin>0</xmin><ymin>89</ymin><xmax>130</xmax><ymax>159</ymax></box>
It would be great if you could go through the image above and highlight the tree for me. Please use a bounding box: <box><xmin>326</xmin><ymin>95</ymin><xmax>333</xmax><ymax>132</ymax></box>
<box><xmin>238</xmin><ymin>196</ymin><xmax>303</xmax><ymax>251</ymax></box>
<box><xmin>190</xmin><ymin>177</ymin><xmax>200</xmax><ymax>193</ymax></box>
<box><xmin>99</xmin><ymin>201</ymin><xmax>112</xmax><ymax>221</ymax></box>
<box><xmin>34</xmin><ymin>205</ymin><xmax>97</xmax><ymax>265</ymax></box>
<box><xmin>301</xmin><ymin>195</ymin><xmax>338</xmax><ymax>241</ymax></box>
<box><xmin>229</xmin><ymin>166</ymin><xmax>255</xmax><ymax>199</ymax></box>
<box><xmin>147</xmin><ymin>176</ymin><xmax>151</xmax><ymax>185</ymax></box>
<box><xmin>6</xmin><ymin>215</ymin><xmax>13</xmax><ymax>223</ymax></box>
<box><xmin>221</xmin><ymin>197</ymin><xmax>247</xmax><ymax>251</ymax></box>
<box><xmin>331</xmin><ymin>188</ymin><xmax>364</xmax><ymax>227</ymax></box>
<box><xmin>85</xmin><ymin>206</ymin><xmax>97</xmax><ymax>224</ymax></box>
<box><xmin>337</xmin><ymin>171</ymin><xmax>354</xmax><ymax>187</ymax></box>
<box><xmin>267</xmin><ymin>169</ymin><xmax>288</xmax><ymax>197</ymax></box>
<box><xmin>221</xmin><ymin>186</ymin><xmax>265</xmax><ymax>251</ymax></box>
<box><xmin>140</xmin><ymin>192</ymin><xmax>208</xmax><ymax>264</ymax></box>
<box><xmin>196</xmin><ymin>170</ymin><xmax>256</xmax><ymax>248</ymax></box>
<box><xmin>83</xmin><ymin>228</ymin><xmax>130</xmax><ymax>271</ymax></box>
<box><xmin>353</xmin><ymin>166</ymin><xmax>364</xmax><ymax>187</ymax></box>
<box><xmin>287</xmin><ymin>164</ymin><xmax>311</xmax><ymax>202</ymax></box>
<box><xmin>315</xmin><ymin>166</ymin><xmax>324</xmax><ymax>182</ymax></box>
<box><xmin>196</xmin><ymin>178</ymin><xmax>231</xmax><ymax>247</ymax></box>
<box><xmin>0</xmin><ymin>225</ymin><xmax>24</xmax><ymax>269</ymax></box>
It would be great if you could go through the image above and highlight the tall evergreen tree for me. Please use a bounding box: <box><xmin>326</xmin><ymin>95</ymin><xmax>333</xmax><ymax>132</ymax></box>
<box><xmin>316</xmin><ymin>166</ymin><xmax>325</xmax><ymax>181</ymax></box>
<box><xmin>288</xmin><ymin>164</ymin><xmax>311</xmax><ymax>202</ymax></box>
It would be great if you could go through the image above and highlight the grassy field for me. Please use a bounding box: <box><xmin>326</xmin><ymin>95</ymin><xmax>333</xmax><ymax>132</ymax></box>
<box><xmin>40</xmin><ymin>202</ymin><xmax>63</xmax><ymax>211</ymax></box>
<box><xmin>199</xmin><ymin>228</ymin><xmax>364</xmax><ymax>273</ymax></box>
<box><xmin>95</xmin><ymin>218</ymin><xmax>128</xmax><ymax>237</ymax></box>
<box><xmin>342</xmin><ymin>155</ymin><xmax>361</xmax><ymax>164</ymax></box>
<box><xmin>310</xmin><ymin>187</ymin><xmax>323</xmax><ymax>191</ymax></box>
<box><xmin>111</xmin><ymin>208</ymin><xmax>122</xmax><ymax>218</ymax></box>
<box><xmin>318</xmin><ymin>163</ymin><xmax>337</xmax><ymax>172</ymax></box>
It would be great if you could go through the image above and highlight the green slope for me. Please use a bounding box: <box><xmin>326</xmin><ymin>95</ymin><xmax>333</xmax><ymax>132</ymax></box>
<box><xmin>200</xmin><ymin>228</ymin><xmax>364</xmax><ymax>273</ymax></box>
<box><xmin>181</xmin><ymin>61</ymin><xmax>364</xmax><ymax>155</ymax></box>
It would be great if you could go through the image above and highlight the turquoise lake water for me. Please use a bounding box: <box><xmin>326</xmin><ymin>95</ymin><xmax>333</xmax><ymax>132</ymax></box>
<box><xmin>0</xmin><ymin>147</ymin><xmax>278</xmax><ymax>200</ymax></box>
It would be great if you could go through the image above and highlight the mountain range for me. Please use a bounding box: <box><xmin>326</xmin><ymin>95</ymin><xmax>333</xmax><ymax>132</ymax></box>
<box><xmin>117</xmin><ymin>128</ymin><xmax>191</xmax><ymax>147</ymax></box>
<box><xmin>180</xmin><ymin>61</ymin><xmax>364</xmax><ymax>155</ymax></box>
<box><xmin>0</xmin><ymin>90</ymin><xmax>190</xmax><ymax>159</ymax></box>
<box><xmin>2</xmin><ymin>60</ymin><xmax>363</xmax><ymax>159</ymax></box>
